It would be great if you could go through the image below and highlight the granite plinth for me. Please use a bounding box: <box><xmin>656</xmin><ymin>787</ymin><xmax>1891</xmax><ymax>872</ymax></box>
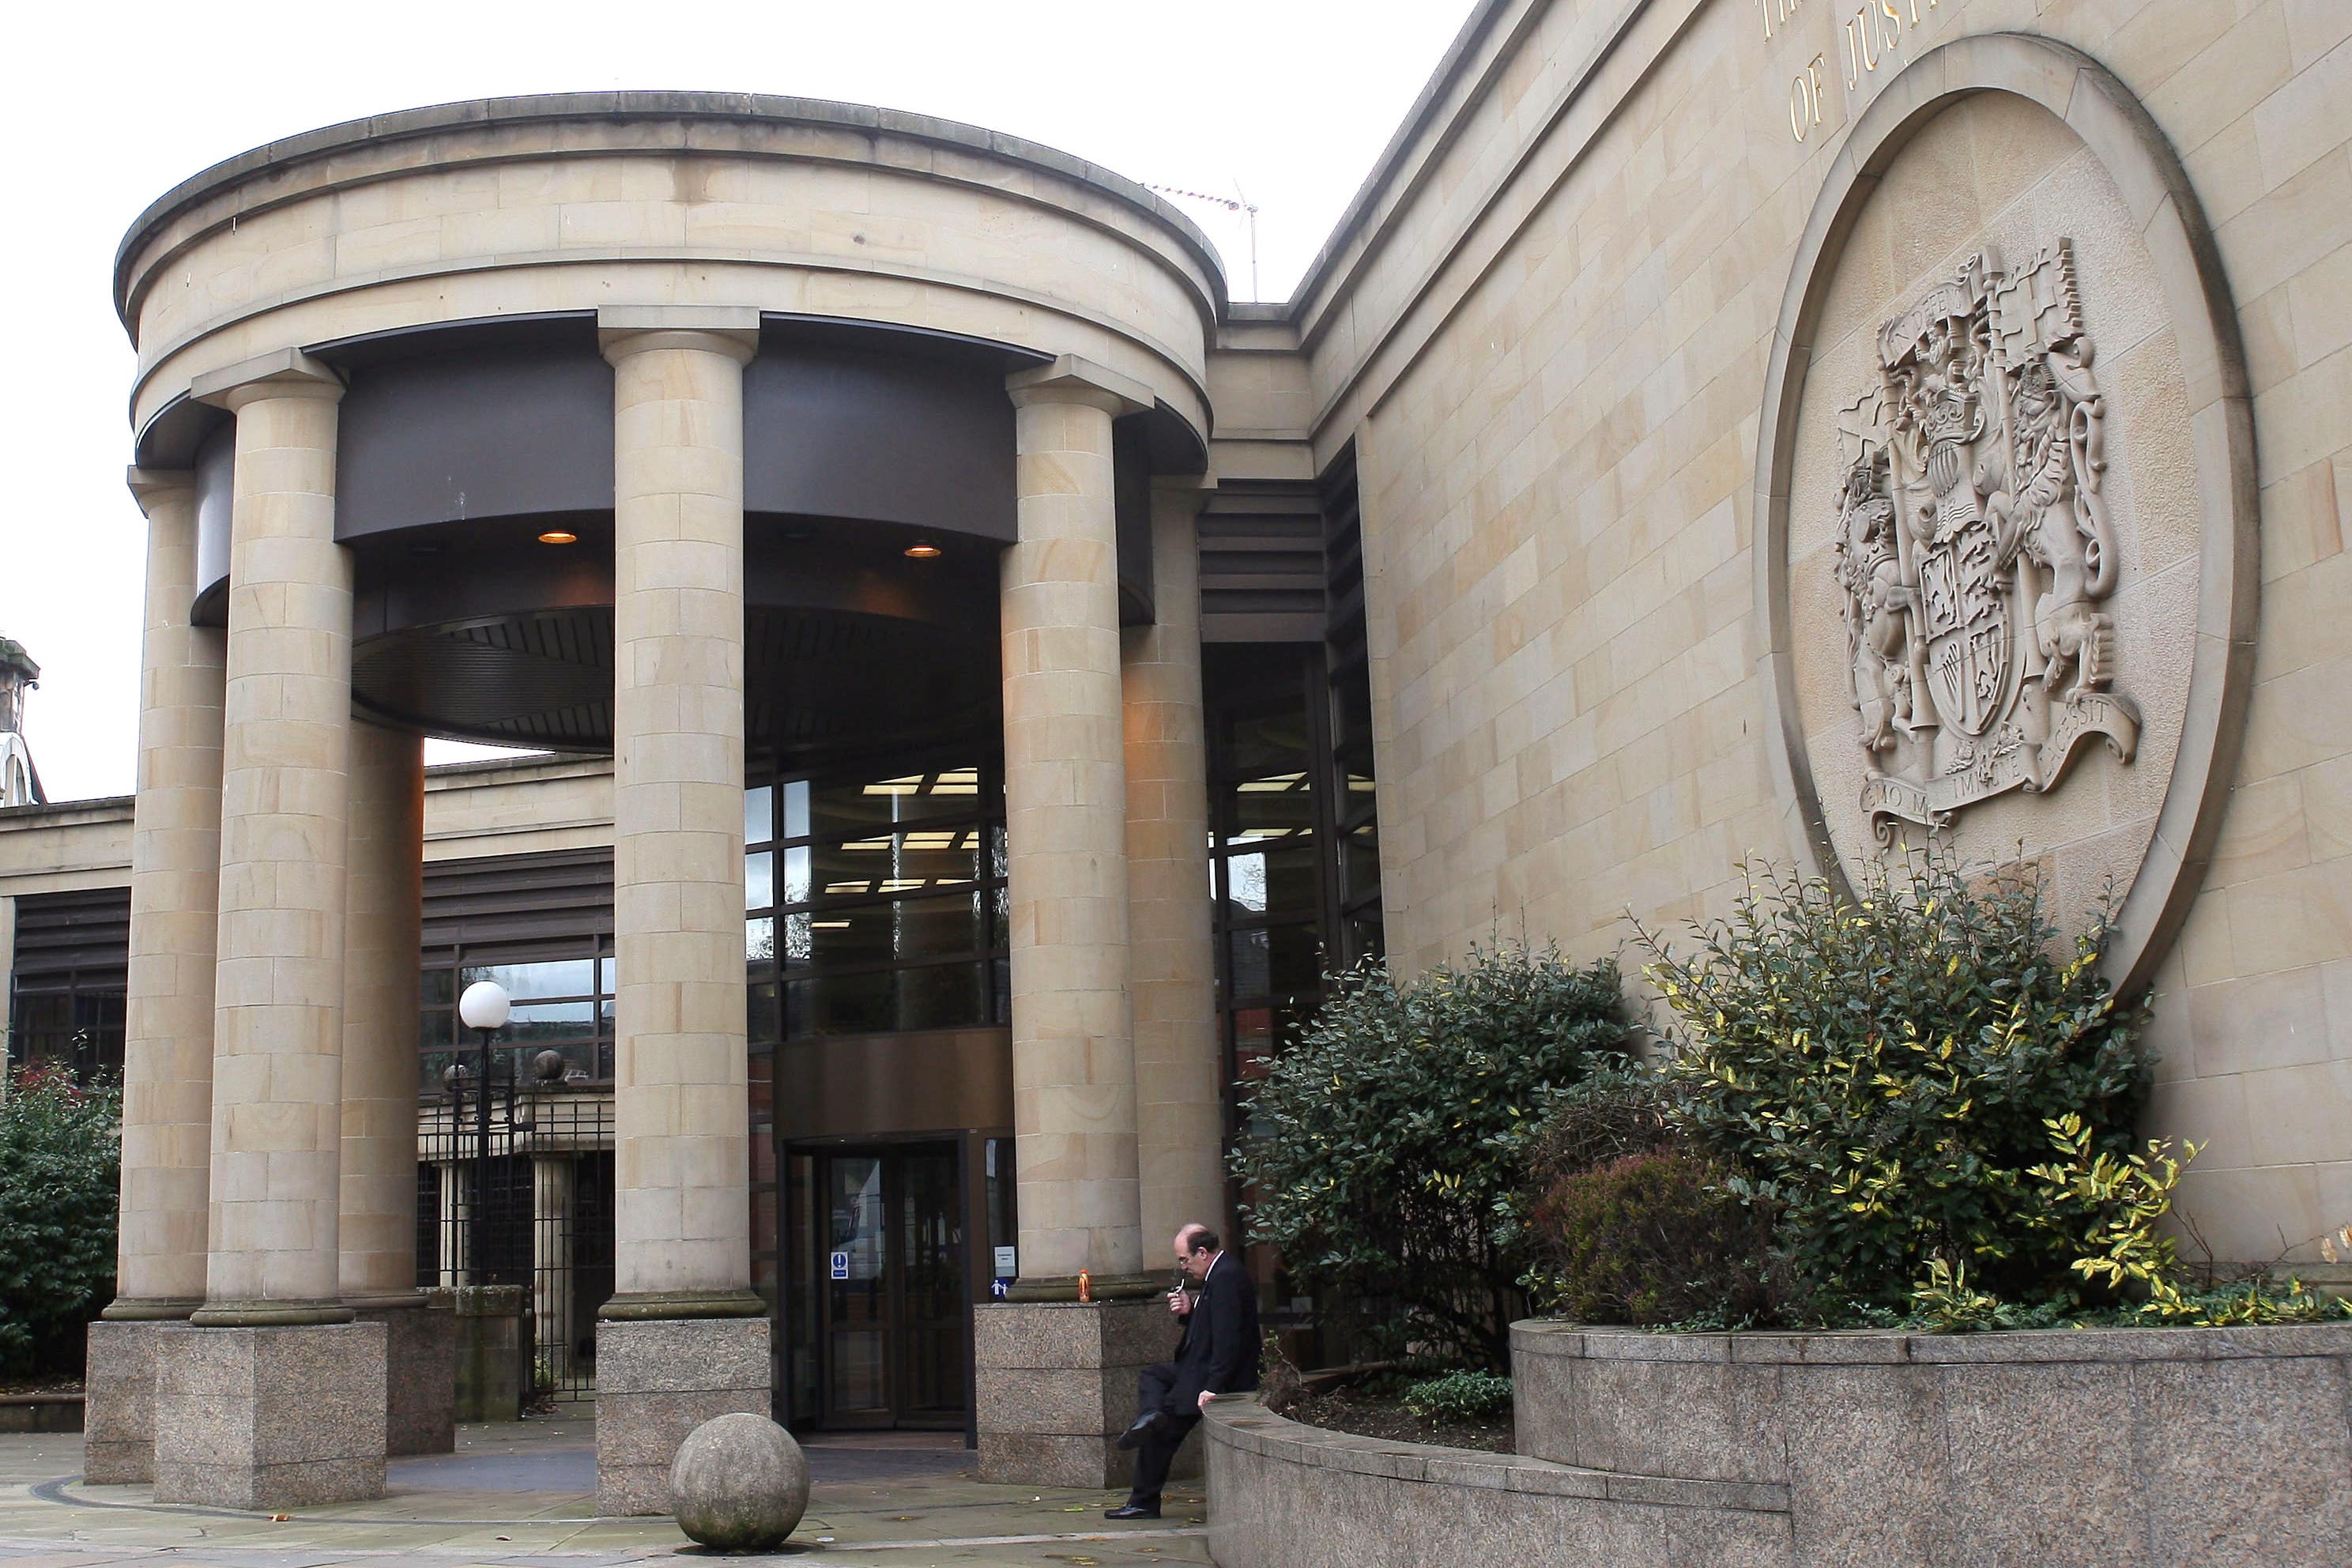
<box><xmin>84</xmin><ymin>1319</ymin><xmax>177</xmax><ymax>1483</ymax></box>
<box><xmin>595</xmin><ymin>1316</ymin><xmax>771</xmax><ymax>1517</ymax></box>
<box><xmin>974</xmin><ymin>1297</ymin><xmax>1180</xmax><ymax>1488</ymax></box>
<box><xmin>152</xmin><ymin>1321</ymin><xmax>387</xmax><ymax>1509</ymax></box>
<box><xmin>352</xmin><ymin>1297</ymin><xmax>455</xmax><ymax>1454</ymax></box>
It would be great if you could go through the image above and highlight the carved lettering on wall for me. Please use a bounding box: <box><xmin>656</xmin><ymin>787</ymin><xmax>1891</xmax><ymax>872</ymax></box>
<box><xmin>1831</xmin><ymin>240</ymin><xmax>2139</xmax><ymax>842</ymax></box>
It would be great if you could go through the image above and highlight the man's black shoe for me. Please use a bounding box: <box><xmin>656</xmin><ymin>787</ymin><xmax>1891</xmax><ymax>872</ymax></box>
<box><xmin>1114</xmin><ymin>1411</ymin><xmax>1163</xmax><ymax>1451</ymax></box>
<box><xmin>1104</xmin><ymin>1502</ymin><xmax>1160</xmax><ymax>1520</ymax></box>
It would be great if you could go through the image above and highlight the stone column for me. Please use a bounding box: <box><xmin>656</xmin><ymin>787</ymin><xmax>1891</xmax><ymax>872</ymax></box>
<box><xmin>86</xmin><ymin>468</ymin><xmax>226</xmax><ymax>1484</ymax></box>
<box><xmin>154</xmin><ymin>350</ymin><xmax>386</xmax><ymax>1511</ymax></box>
<box><xmin>977</xmin><ymin>356</ymin><xmax>1161</xmax><ymax>1488</ymax></box>
<box><xmin>533</xmin><ymin>1155</ymin><xmax>575</xmax><ymax>1388</ymax></box>
<box><xmin>437</xmin><ymin>1159</ymin><xmax>469</xmax><ymax>1287</ymax></box>
<box><xmin>594</xmin><ymin>307</ymin><xmax>768</xmax><ymax>1517</ymax></box>
<box><xmin>1123</xmin><ymin>477</ymin><xmax>1226</xmax><ymax>1251</ymax></box>
<box><xmin>341</xmin><ymin>719</ymin><xmax>452</xmax><ymax>1455</ymax></box>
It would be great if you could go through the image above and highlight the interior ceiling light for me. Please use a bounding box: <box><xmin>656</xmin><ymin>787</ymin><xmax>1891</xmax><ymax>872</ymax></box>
<box><xmin>903</xmin><ymin>540</ymin><xmax>942</xmax><ymax>559</ymax></box>
<box><xmin>537</xmin><ymin>530</ymin><xmax>579</xmax><ymax>545</ymax></box>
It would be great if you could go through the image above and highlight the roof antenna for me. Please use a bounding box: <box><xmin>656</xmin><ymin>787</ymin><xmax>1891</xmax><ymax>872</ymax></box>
<box><xmin>1146</xmin><ymin>182</ymin><xmax>1260</xmax><ymax>301</ymax></box>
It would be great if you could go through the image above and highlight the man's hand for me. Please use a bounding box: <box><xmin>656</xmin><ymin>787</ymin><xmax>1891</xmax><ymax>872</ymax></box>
<box><xmin>1167</xmin><ymin>1288</ymin><xmax>1192</xmax><ymax>1317</ymax></box>
<box><xmin>1197</xmin><ymin>1390</ymin><xmax>1215</xmax><ymax>1412</ymax></box>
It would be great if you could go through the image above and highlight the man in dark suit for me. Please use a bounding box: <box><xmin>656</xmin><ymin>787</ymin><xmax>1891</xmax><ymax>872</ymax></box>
<box><xmin>1105</xmin><ymin>1223</ymin><xmax>1260</xmax><ymax>1520</ymax></box>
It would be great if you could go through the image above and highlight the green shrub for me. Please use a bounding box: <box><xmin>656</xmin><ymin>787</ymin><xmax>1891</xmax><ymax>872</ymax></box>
<box><xmin>1400</xmin><ymin>1367</ymin><xmax>1513</xmax><ymax>1423</ymax></box>
<box><xmin>1907</xmin><ymin>1114</ymin><xmax>2352</xmax><ymax>1330</ymax></box>
<box><xmin>0</xmin><ymin>1065</ymin><xmax>121</xmax><ymax>1374</ymax></box>
<box><xmin>1525</xmin><ymin>1150</ymin><xmax>1773</xmax><ymax>1326</ymax></box>
<box><xmin>1631</xmin><ymin>853</ymin><xmax>2154</xmax><ymax>1317</ymax></box>
<box><xmin>1233</xmin><ymin>943</ymin><xmax>1628</xmax><ymax>1369</ymax></box>
<box><xmin>1523</xmin><ymin>1064</ymin><xmax>1675</xmax><ymax>1190</ymax></box>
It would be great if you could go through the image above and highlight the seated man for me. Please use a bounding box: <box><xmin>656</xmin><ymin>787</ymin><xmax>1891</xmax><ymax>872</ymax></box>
<box><xmin>1105</xmin><ymin>1223</ymin><xmax>1260</xmax><ymax>1520</ymax></box>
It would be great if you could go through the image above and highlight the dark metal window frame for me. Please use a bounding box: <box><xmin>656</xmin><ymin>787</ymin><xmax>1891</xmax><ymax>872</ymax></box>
<box><xmin>744</xmin><ymin>750</ymin><xmax>1011</xmax><ymax>1046</ymax></box>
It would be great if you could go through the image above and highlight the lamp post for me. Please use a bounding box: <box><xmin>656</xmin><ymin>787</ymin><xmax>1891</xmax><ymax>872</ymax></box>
<box><xmin>457</xmin><ymin>980</ymin><xmax>511</xmax><ymax>1286</ymax></box>
<box><xmin>456</xmin><ymin>982</ymin><xmax>512</xmax><ymax>1166</ymax></box>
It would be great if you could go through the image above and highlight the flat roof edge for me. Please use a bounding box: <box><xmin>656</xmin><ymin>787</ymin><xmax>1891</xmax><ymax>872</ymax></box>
<box><xmin>114</xmin><ymin>90</ymin><xmax>1229</xmax><ymax>328</ymax></box>
<box><xmin>1280</xmin><ymin>0</ymin><xmax>1518</xmax><ymax>321</ymax></box>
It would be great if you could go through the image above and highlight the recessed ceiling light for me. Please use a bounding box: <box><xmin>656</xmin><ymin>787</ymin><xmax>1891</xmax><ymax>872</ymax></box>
<box><xmin>538</xmin><ymin>530</ymin><xmax>579</xmax><ymax>545</ymax></box>
<box><xmin>903</xmin><ymin>540</ymin><xmax>942</xmax><ymax>559</ymax></box>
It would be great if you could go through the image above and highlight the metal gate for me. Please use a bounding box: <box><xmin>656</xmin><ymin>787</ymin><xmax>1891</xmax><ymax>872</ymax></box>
<box><xmin>418</xmin><ymin>1045</ymin><xmax>615</xmax><ymax>1410</ymax></box>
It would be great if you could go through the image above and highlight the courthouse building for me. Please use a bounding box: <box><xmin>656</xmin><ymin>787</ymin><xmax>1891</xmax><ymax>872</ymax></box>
<box><xmin>0</xmin><ymin>0</ymin><xmax>2346</xmax><ymax>1517</ymax></box>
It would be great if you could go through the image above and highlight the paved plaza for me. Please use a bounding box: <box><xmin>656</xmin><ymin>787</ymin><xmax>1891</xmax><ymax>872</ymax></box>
<box><xmin>0</xmin><ymin>1420</ymin><xmax>1208</xmax><ymax>1568</ymax></box>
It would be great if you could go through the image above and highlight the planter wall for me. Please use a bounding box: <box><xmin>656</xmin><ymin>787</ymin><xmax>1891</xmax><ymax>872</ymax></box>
<box><xmin>1513</xmin><ymin>1319</ymin><xmax>2352</xmax><ymax>1568</ymax></box>
<box><xmin>1203</xmin><ymin>1397</ymin><xmax>1793</xmax><ymax>1568</ymax></box>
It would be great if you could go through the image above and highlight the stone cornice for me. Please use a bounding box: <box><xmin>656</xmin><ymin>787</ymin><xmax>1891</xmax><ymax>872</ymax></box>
<box><xmin>113</xmin><ymin>92</ymin><xmax>1228</xmax><ymax>333</ymax></box>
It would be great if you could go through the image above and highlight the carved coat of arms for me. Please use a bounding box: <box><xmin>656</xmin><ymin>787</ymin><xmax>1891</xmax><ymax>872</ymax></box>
<box><xmin>1832</xmin><ymin>242</ymin><xmax>2139</xmax><ymax>840</ymax></box>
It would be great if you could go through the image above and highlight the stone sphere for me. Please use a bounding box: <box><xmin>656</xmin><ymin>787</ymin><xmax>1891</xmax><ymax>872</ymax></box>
<box><xmin>669</xmin><ymin>1412</ymin><xmax>809</xmax><ymax>1551</ymax></box>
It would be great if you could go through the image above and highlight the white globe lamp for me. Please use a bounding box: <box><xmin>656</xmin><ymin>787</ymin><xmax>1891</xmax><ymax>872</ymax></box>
<box><xmin>458</xmin><ymin>979</ymin><xmax>511</xmax><ymax>1033</ymax></box>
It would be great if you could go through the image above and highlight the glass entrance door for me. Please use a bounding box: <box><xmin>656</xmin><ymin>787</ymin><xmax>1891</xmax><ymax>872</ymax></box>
<box><xmin>811</xmin><ymin>1144</ymin><xmax>966</xmax><ymax>1429</ymax></box>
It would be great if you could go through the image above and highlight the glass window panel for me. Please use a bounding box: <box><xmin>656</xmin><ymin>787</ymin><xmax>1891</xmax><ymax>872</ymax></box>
<box><xmin>1343</xmin><ymin>824</ymin><xmax>1381</xmax><ymax>905</ymax></box>
<box><xmin>419</xmin><ymin>1008</ymin><xmax>454</xmax><ymax>1050</ymax></box>
<box><xmin>781</xmin><ymin>778</ymin><xmax>809</xmax><ymax>841</ymax></box>
<box><xmin>1223</xmin><ymin>842</ymin><xmax>1319</xmax><ymax>918</ymax></box>
<box><xmin>524</xmin><ymin>1041</ymin><xmax>597</xmax><ymax>1081</ymax></box>
<box><xmin>748</xmin><ymin>1046</ymin><xmax>775</xmax><ymax>1113</ymax></box>
<box><xmin>1222</xmin><ymin>712</ymin><xmax>1314</xmax><ymax>842</ymax></box>
<box><xmin>802</xmin><ymin>830</ymin><xmax>981</xmax><ymax>902</ymax></box>
<box><xmin>420</xmin><ymin>968</ymin><xmax>454</xmax><ymax>1006</ymax></box>
<box><xmin>803</xmin><ymin>890</ymin><xmax>983</xmax><ymax>970</ymax></box>
<box><xmin>1227</xmin><ymin>920</ymin><xmax>1323</xmax><ymax>1004</ymax></box>
<box><xmin>462</xmin><ymin>960</ymin><xmax>594</xmax><ymax>1001</ymax></box>
<box><xmin>599</xmin><ymin>957</ymin><xmax>616</xmax><ymax>994</ymax></box>
<box><xmin>747</xmin><ymin>917</ymin><xmax>776</xmax><ymax>963</ymax></box>
<box><xmin>786</xmin><ymin>962</ymin><xmax>987</xmax><ymax>1038</ymax></box>
<box><xmin>747</xmin><ymin>850</ymin><xmax>773</xmax><ymax>912</ymax></box>
<box><xmin>749</xmin><ymin>982</ymin><xmax>779</xmax><ymax>1045</ymax></box>
<box><xmin>802</xmin><ymin>762</ymin><xmax>989</xmax><ymax>843</ymax></box>
<box><xmin>488</xmin><ymin>1000</ymin><xmax>597</xmax><ymax>1048</ymax></box>
<box><xmin>509</xmin><ymin>1000</ymin><xmax>594</xmax><ymax>1027</ymax></box>
<box><xmin>780</xmin><ymin>846</ymin><xmax>812</xmax><ymax>906</ymax></box>
<box><xmin>744</xmin><ymin>785</ymin><xmax>774</xmax><ymax>849</ymax></box>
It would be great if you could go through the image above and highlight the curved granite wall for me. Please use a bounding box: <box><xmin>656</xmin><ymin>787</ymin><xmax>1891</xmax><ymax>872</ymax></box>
<box><xmin>1202</xmin><ymin>1396</ymin><xmax>1792</xmax><ymax>1568</ymax></box>
<box><xmin>1511</xmin><ymin>1319</ymin><xmax>2352</xmax><ymax>1568</ymax></box>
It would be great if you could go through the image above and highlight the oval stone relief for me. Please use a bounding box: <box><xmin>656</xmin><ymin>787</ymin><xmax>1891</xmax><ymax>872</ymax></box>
<box><xmin>1755</xmin><ymin>36</ymin><xmax>2256</xmax><ymax>994</ymax></box>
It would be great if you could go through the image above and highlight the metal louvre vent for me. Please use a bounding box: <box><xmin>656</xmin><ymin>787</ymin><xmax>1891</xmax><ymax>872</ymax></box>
<box><xmin>1198</xmin><ymin>481</ymin><xmax>1327</xmax><ymax>643</ymax></box>
<box><xmin>424</xmin><ymin>847</ymin><xmax>614</xmax><ymax>951</ymax></box>
<box><xmin>6</xmin><ymin>887</ymin><xmax>131</xmax><ymax>987</ymax></box>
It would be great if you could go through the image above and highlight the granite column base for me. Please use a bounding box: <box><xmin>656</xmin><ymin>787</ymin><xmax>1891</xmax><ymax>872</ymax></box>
<box><xmin>351</xmin><ymin>1295</ymin><xmax>455</xmax><ymax>1455</ymax></box>
<box><xmin>153</xmin><ymin>1321</ymin><xmax>388</xmax><ymax>1509</ymax></box>
<box><xmin>594</xmin><ymin>1316</ymin><xmax>771</xmax><ymax>1517</ymax></box>
<box><xmin>84</xmin><ymin>1316</ymin><xmax>191</xmax><ymax>1483</ymax></box>
<box><xmin>975</xmin><ymin>1296</ymin><xmax>1186</xmax><ymax>1488</ymax></box>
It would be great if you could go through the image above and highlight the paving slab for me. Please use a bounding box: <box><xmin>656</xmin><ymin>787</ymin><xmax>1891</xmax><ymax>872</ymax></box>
<box><xmin>0</xmin><ymin>1419</ymin><xmax>1209</xmax><ymax>1568</ymax></box>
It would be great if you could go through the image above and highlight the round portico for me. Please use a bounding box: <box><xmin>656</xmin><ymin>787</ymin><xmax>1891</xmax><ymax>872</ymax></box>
<box><xmin>99</xmin><ymin>93</ymin><xmax>1231</xmax><ymax>1512</ymax></box>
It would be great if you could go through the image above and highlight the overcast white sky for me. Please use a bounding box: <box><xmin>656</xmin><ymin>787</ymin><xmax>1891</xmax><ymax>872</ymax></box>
<box><xmin>0</xmin><ymin>0</ymin><xmax>1476</xmax><ymax>803</ymax></box>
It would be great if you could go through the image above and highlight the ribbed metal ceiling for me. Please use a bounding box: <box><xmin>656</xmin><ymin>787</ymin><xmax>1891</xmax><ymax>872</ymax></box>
<box><xmin>353</xmin><ymin>605</ymin><xmax>997</xmax><ymax>759</ymax></box>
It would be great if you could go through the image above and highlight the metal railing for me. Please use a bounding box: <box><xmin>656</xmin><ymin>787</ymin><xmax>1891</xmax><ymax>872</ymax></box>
<box><xmin>419</xmin><ymin>1048</ymin><xmax>615</xmax><ymax>1408</ymax></box>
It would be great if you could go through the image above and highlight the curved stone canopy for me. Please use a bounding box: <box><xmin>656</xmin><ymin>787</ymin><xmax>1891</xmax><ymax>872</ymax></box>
<box><xmin>114</xmin><ymin>92</ymin><xmax>1225</xmax><ymax>756</ymax></box>
<box><xmin>113</xmin><ymin>91</ymin><xmax>1227</xmax><ymax>443</ymax></box>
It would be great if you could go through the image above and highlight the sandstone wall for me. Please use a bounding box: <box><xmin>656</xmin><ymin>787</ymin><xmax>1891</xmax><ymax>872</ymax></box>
<box><xmin>1309</xmin><ymin>0</ymin><xmax>2352</xmax><ymax>1263</ymax></box>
